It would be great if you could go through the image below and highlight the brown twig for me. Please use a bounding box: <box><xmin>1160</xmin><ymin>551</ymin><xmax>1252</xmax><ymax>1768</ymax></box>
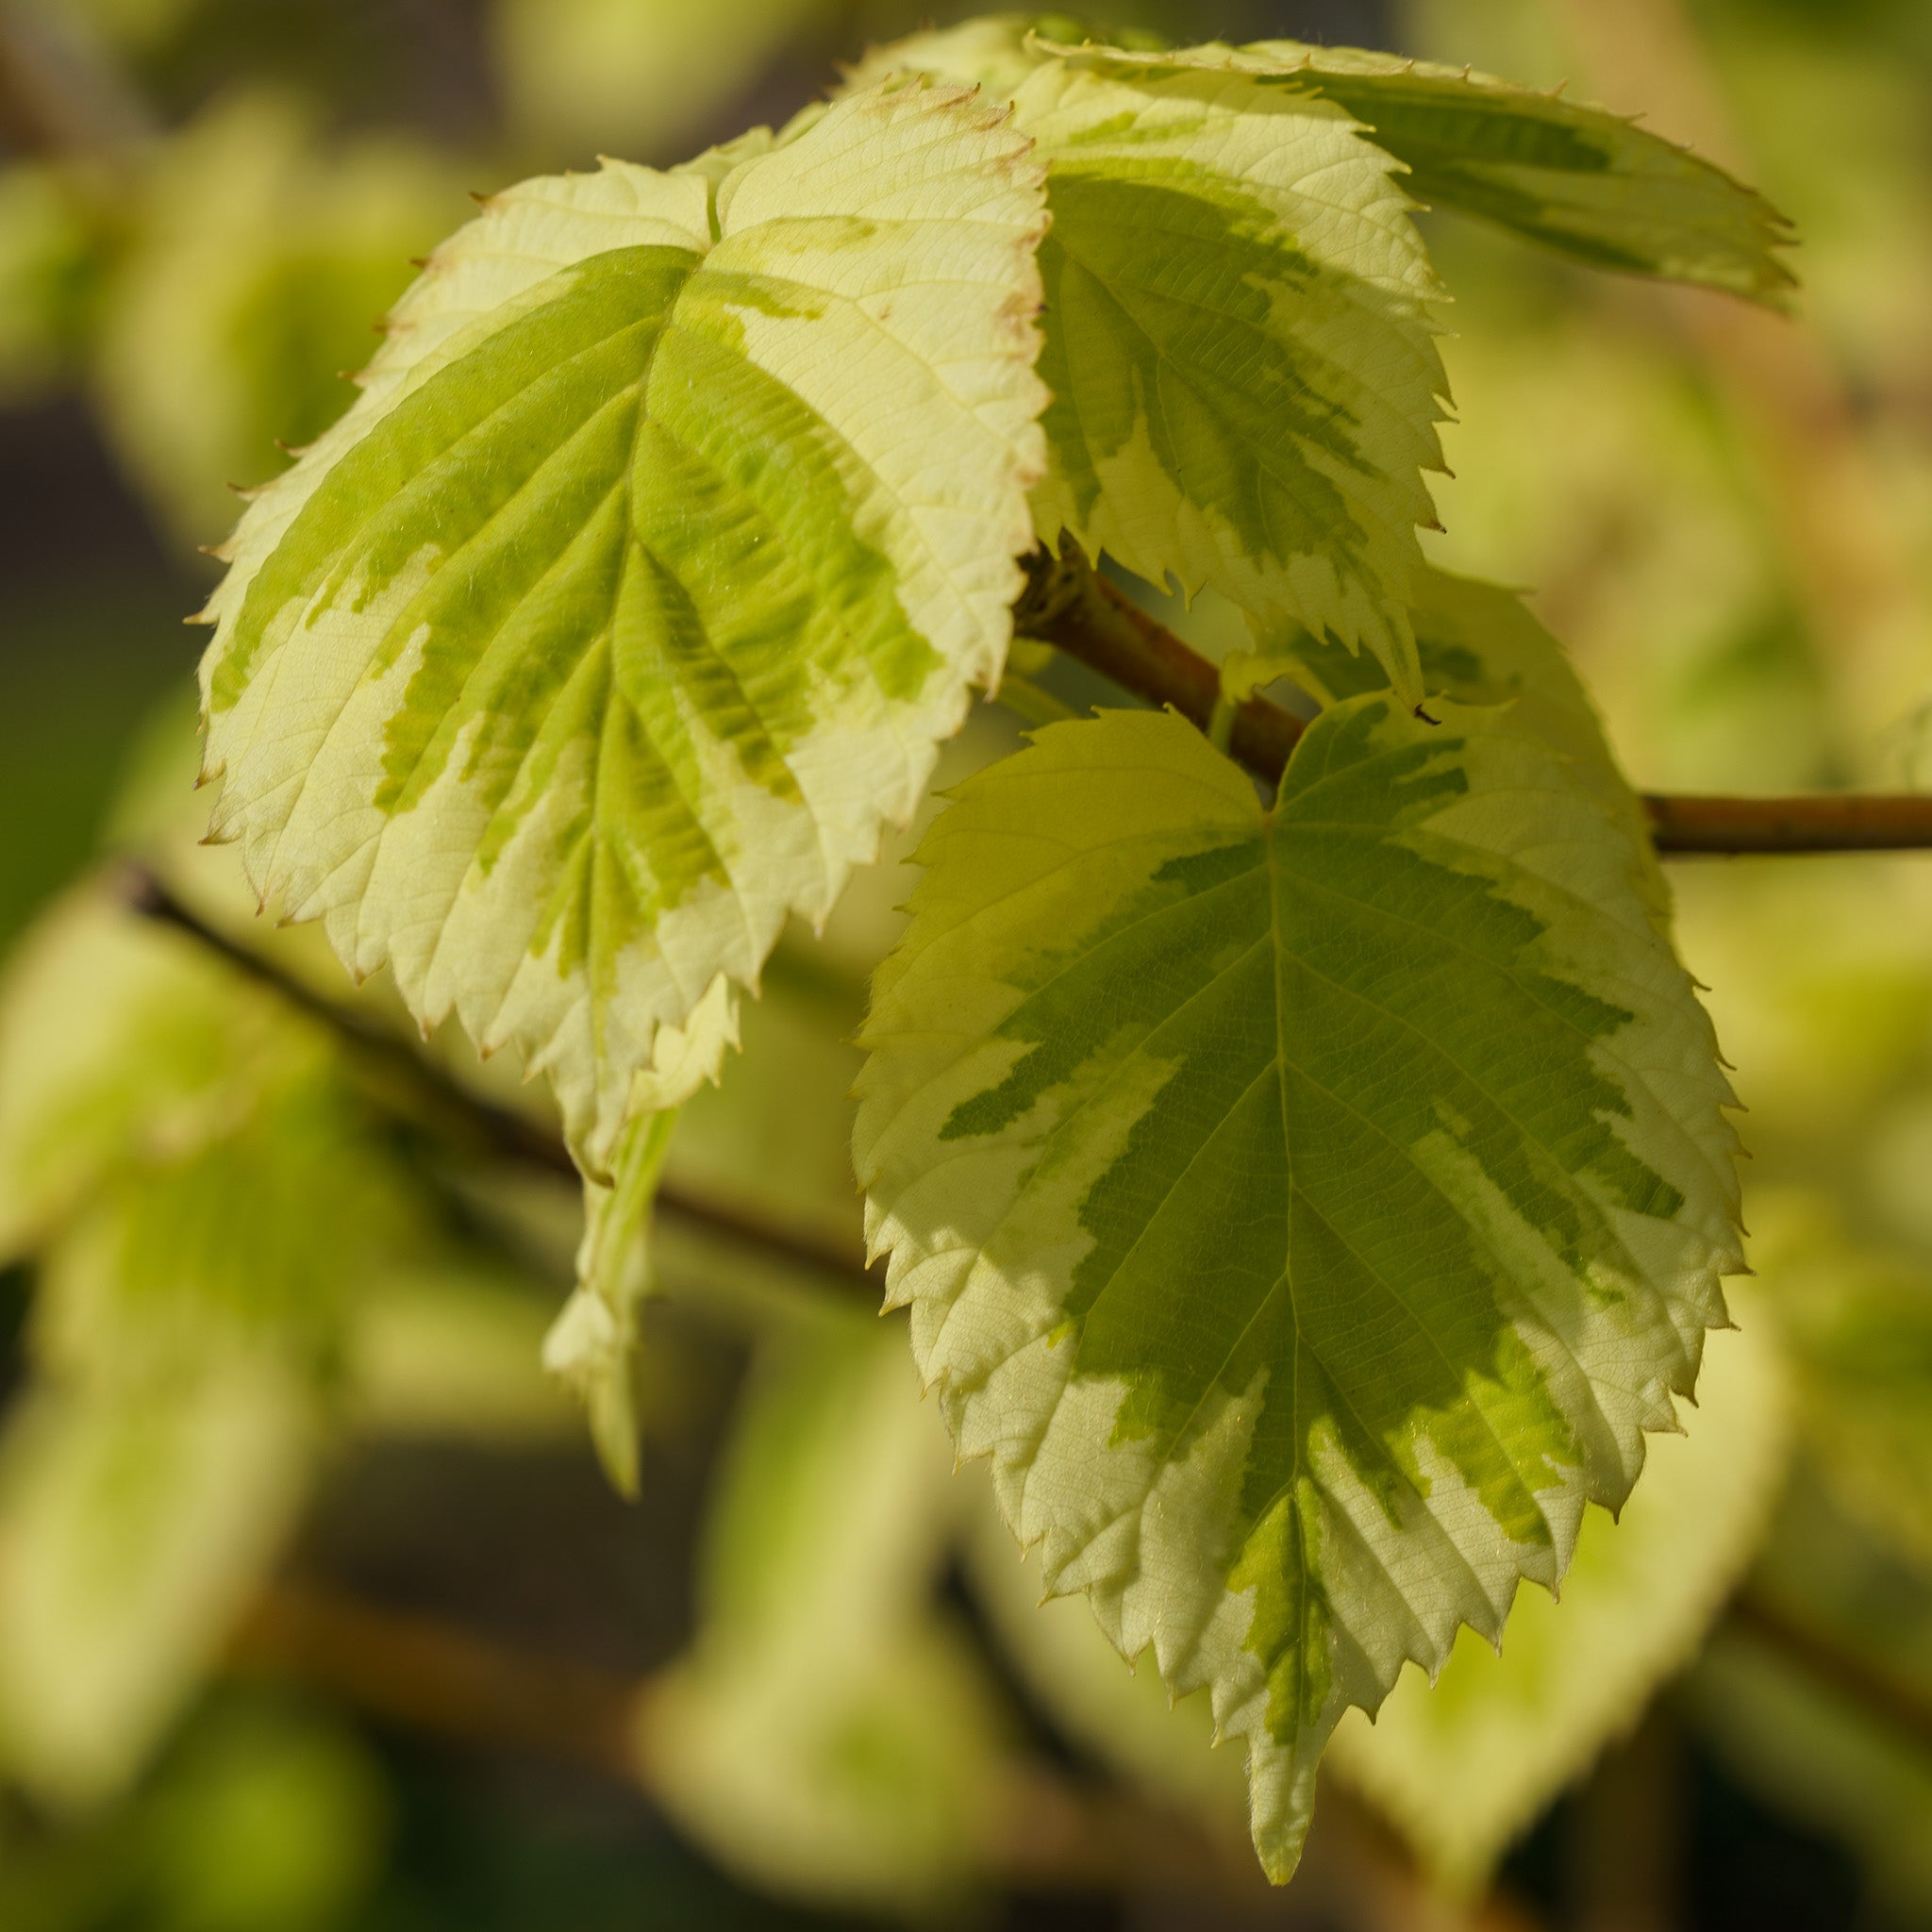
<box><xmin>232</xmin><ymin>1573</ymin><xmax>1931</xmax><ymax>1920</ymax></box>
<box><xmin>231</xmin><ymin>1577</ymin><xmax>1554</xmax><ymax>1922</ymax></box>
<box><xmin>1641</xmin><ymin>792</ymin><xmax>1932</xmax><ymax>854</ymax></box>
<box><xmin>115</xmin><ymin>863</ymin><xmax>879</xmax><ymax>1300</ymax></box>
<box><xmin>0</xmin><ymin>8</ymin><xmax>151</xmax><ymax>158</ymax></box>
<box><xmin>230</xmin><ymin>1579</ymin><xmax>648</xmax><ymax>1780</ymax></box>
<box><xmin>229</xmin><ymin>1578</ymin><xmax>1291</xmax><ymax>1907</ymax></box>
<box><xmin>1015</xmin><ymin>547</ymin><xmax>1307</xmax><ymax>784</ymax></box>
<box><xmin>1728</xmin><ymin>1586</ymin><xmax>1932</xmax><ymax>1757</ymax></box>
<box><xmin>1021</xmin><ymin>548</ymin><xmax>1932</xmax><ymax>856</ymax></box>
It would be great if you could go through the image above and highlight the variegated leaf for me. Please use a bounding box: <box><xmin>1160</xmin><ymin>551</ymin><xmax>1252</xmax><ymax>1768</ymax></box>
<box><xmin>850</xmin><ymin>26</ymin><xmax>1448</xmax><ymax>702</ymax></box>
<box><xmin>542</xmin><ymin>1107</ymin><xmax>681</xmax><ymax>1495</ymax></box>
<box><xmin>1256</xmin><ymin>566</ymin><xmax>1673</xmax><ymax>920</ymax></box>
<box><xmin>1329</xmin><ymin>1291</ymin><xmax>1789</xmax><ymax>1893</ymax></box>
<box><xmin>855</xmin><ymin>699</ymin><xmax>1741</xmax><ymax>1879</ymax></box>
<box><xmin>1232</xmin><ymin>40</ymin><xmax>1794</xmax><ymax>305</ymax></box>
<box><xmin>196</xmin><ymin>79</ymin><xmax>1050</xmax><ymax>1175</ymax></box>
<box><xmin>854</xmin><ymin>20</ymin><xmax>1792</xmax><ymax>303</ymax></box>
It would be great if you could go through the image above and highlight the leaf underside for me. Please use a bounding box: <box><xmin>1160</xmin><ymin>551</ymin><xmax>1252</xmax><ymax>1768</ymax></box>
<box><xmin>856</xmin><ymin>691</ymin><xmax>1741</xmax><ymax>1878</ymax></box>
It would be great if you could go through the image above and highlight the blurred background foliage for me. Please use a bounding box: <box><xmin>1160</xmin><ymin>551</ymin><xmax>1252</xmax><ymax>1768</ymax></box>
<box><xmin>0</xmin><ymin>0</ymin><xmax>1928</xmax><ymax>1926</ymax></box>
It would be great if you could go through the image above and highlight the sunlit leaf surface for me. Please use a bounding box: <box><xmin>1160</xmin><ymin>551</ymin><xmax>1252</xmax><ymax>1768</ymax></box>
<box><xmin>858</xmin><ymin>696</ymin><xmax>1741</xmax><ymax>1876</ymax></box>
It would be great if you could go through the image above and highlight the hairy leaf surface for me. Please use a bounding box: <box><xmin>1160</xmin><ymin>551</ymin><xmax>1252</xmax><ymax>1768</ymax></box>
<box><xmin>197</xmin><ymin>80</ymin><xmax>1049</xmax><ymax>1174</ymax></box>
<box><xmin>856</xmin><ymin>700</ymin><xmax>1741</xmax><ymax>1877</ymax></box>
<box><xmin>852</xmin><ymin>28</ymin><xmax>1447</xmax><ymax>699</ymax></box>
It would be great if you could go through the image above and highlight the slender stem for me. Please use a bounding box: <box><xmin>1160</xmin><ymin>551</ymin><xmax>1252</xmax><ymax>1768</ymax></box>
<box><xmin>115</xmin><ymin>864</ymin><xmax>880</xmax><ymax>1301</ymax></box>
<box><xmin>1018</xmin><ymin>548</ymin><xmax>1932</xmax><ymax>857</ymax></box>
<box><xmin>228</xmin><ymin>1577</ymin><xmax>1285</xmax><ymax>1905</ymax></box>
<box><xmin>230</xmin><ymin>1572</ymin><xmax>1932</xmax><ymax>1912</ymax></box>
<box><xmin>1013</xmin><ymin>548</ymin><xmax>1306</xmax><ymax>783</ymax></box>
<box><xmin>230</xmin><ymin>1578</ymin><xmax>646</xmax><ymax>1780</ymax></box>
<box><xmin>1641</xmin><ymin>792</ymin><xmax>1932</xmax><ymax>855</ymax></box>
<box><xmin>1728</xmin><ymin>1585</ymin><xmax>1932</xmax><ymax>1756</ymax></box>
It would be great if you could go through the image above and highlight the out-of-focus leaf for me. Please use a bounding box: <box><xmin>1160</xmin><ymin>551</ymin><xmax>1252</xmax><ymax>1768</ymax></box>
<box><xmin>1328</xmin><ymin>1299</ymin><xmax>1790</xmax><ymax>1894</ymax></box>
<box><xmin>491</xmin><ymin>0</ymin><xmax>822</xmax><ymax>161</ymax></box>
<box><xmin>0</xmin><ymin>889</ymin><xmax>343</xmax><ymax>1267</ymax></box>
<box><xmin>1752</xmin><ymin>1197</ymin><xmax>1932</xmax><ymax>1573</ymax></box>
<box><xmin>0</xmin><ymin>1697</ymin><xmax>390</xmax><ymax>1931</ymax></box>
<box><xmin>963</xmin><ymin>1500</ymin><xmax>1248</xmax><ymax>1841</ymax></box>
<box><xmin>1689</xmin><ymin>1470</ymin><xmax>1932</xmax><ymax>1918</ymax></box>
<box><xmin>31</xmin><ymin>1069</ymin><xmax>424</xmax><ymax>1391</ymax></box>
<box><xmin>0</xmin><ymin>851</ymin><xmax>571</xmax><ymax>1804</ymax></box>
<box><xmin>142</xmin><ymin>1703</ymin><xmax>391</xmax><ymax>1932</ymax></box>
<box><xmin>92</xmin><ymin>92</ymin><xmax>462</xmax><ymax>548</ymax></box>
<box><xmin>0</xmin><ymin>881</ymin><xmax>432</xmax><ymax>1385</ymax></box>
<box><xmin>1672</xmin><ymin>861</ymin><xmax>1932</xmax><ymax>1167</ymax></box>
<box><xmin>648</xmin><ymin>1311</ymin><xmax>1004</xmax><ymax>1913</ymax></box>
<box><xmin>0</xmin><ymin>1368</ymin><xmax>314</xmax><ymax>1809</ymax></box>
<box><xmin>342</xmin><ymin>1266</ymin><xmax>578</xmax><ymax>1444</ymax></box>
<box><xmin>0</xmin><ymin>164</ymin><xmax>100</xmax><ymax>402</ymax></box>
<box><xmin>0</xmin><ymin>893</ymin><xmax>358</xmax><ymax>1806</ymax></box>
